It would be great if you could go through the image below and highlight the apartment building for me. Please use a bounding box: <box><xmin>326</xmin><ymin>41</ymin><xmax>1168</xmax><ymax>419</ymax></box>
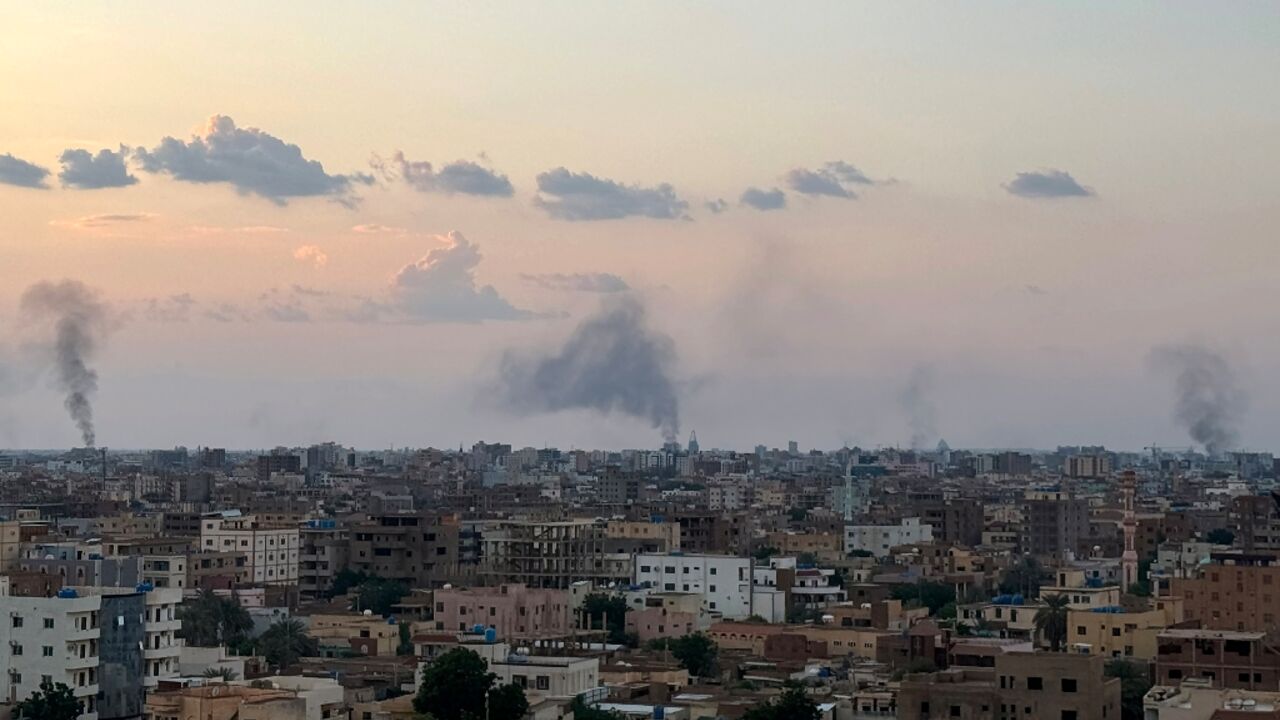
<box><xmin>605</xmin><ymin>519</ymin><xmax>681</xmax><ymax>553</ymax></box>
<box><xmin>200</xmin><ymin>512</ymin><xmax>300</xmax><ymax>586</ymax></box>
<box><xmin>432</xmin><ymin>583</ymin><xmax>571</xmax><ymax>641</ymax></box>
<box><xmin>481</xmin><ymin>518</ymin><xmax>627</xmax><ymax>589</ymax></box>
<box><xmin>1173</xmin><ymin>553</ymin><xmax>1280</xmax><ymax>634</ymax></box>
<box><xmin>843</xmin><ymin>517</ymin><xmax>934</xmax><ymax>558</ymax></box>
<box><xmin>1022</xmin><ymin>491</ymin><xmax>1091</xmax><ymax>561</ymax></box>
<box><xmin>299</xmin><ymin>519</ymin><xmax>349</xmax><ymax>599</ymax></box>
<box><xmin>633</xmin><ymin>553</ymin><xmax>753</xmax><ymax>619</ymax></box>
<box><xmin>347</xmin><ymin>511</ymin><xmax>458</xmax><ymax>588</ymax></box>
<box><xmin>1155</xmin><ymin>629</ymin><xmax>1280</xmax><ymax>690</ymax></box>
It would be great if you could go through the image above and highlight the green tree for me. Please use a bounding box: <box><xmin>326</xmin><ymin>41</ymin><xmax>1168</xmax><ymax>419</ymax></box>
<box><xmin>355</xmin><ymin>578</ymin><xmax>410</xmax><ymax>616</ymax></box>
<box><xmin>1034</xmin><ymin>594</ymin><xmax>1071</xmax><ymax>651</ymax></box>
<box><xmin>258</xmin><ymin>618</ymin><xmax>319</xmax><ymax>669</ymax></box>
<box><xmin>1106</xmin><ymin>658</ymin><xmax>1153</xmax><ymax>720</ymax></box>
<box><xmin>666</xmin><ymin>632</ymin><xmax>719</xmax><ymax>678</ymax></box>
<box><xmin>14</xmin><ymin>679</ymin><xmax>81</xmax><ymax>720</ymax></box>
<box><xmin>741</xmin><ymin>683</ymin><xmax>820</xmax><ymax>720</ymax></box>
<box><xmin>415</xmin><ymin>648</ymin><xmax>496</xmax><ymax>720</ymax></box>
<box><xmin>847</xmin><ymin>548</ymin><xmax>874</xmax><ymax>558</ymax></box>
<box><xmin>1206</xmin><ymin>528</ymin><xmax>1235</xmax><ymax>546</ymax></box>
<box><xmin>788</xmin><ymin>507</ymin><xmax>808</xmax><ymax>523</ymax></box>
<box><xmin>891</xmin><ymin>581</ymin><xmax>955</xmax><ymax>615</ymax></box>
<box><xmin>329</xmin><ymin>568</ymin><xmax>370</xmax><ymax>597</ymax></box>
<box><xmin>398</xmin><ymin>621</ymin><xmax>414</xmax><ymax>656</ymax></box>
<box><xmin>178</xmin><ymin>589</ymin><xmax>254</xmax><ymax>647</ymax></box>
<box><xmin>1000</xmin><ymin>557</ymin><xmax>1047</xmax><ymax>598</ymax></box>
<box><xmin>753</xmin><ymin>546</ymin><xmax>780</xmax><ymax>561</ymax></box>
<box><xmin>487</xmin><ymin>681</ymin><xmax>530</xmax><ymax>720</ymax></box>
<box><xmin>568</xmin><ymin>695</ymin><xmax>624</xmax><ymax>720</ymax></box>
<box><xmin>583</xmin><ymin>593</ymin><xmax>630</xmax><ymax>644</ymax></box>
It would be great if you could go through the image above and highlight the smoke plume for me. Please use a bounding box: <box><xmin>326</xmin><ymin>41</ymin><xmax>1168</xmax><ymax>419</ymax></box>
<box><xmin>498</xmin><ymin>296</ymin><xmax>681</xmax><ymax>442</ymax></box>
<box><xmin>20</xmin><ymin>280</ymin><xmax>109</xmax><ymax>447</ymax></box>
<box><xmin>1149</xmin><ymin>343</ymin><xmax>1246</xmax><ymax>456</ymax></box>
<box><xmin>899</xmin><ymin>366</ymin><xmax>937</xmax><ymax>451</ymax></box>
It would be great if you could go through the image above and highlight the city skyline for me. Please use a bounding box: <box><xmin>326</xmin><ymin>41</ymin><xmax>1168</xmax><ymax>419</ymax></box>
<box><xmin>3</xmin><ymin>3</ymin><xmax>1279</xmax><ymax>451</ymax></box>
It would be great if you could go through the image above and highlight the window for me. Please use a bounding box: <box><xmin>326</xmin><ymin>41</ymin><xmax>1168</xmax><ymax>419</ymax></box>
<box><xmin>11</xmin><ymin>644</ymin><xmax>21</xmax><ymax>655</ymax></box>
<box><xmin>950</xmin><ymin>706</ymin><xmax>961</xmax><ymax>717</ymax></box>
<box><xmin>1077</xmin><ymin>626</ymin><xmax>1086</xmax><ymax>635</ymax></box>
<box><xmin>42</xmin><ymin>646</ymin><xmax>53</xmax><ymax>657</ymax></box>
<box><xmin>536</xmin><ymin>675</ymin><xmax>550</xmax><ymax>690</ymax></box>
<box><xmin>1061</xmin><ymin>712</ymin><xmax>1077</xmax><ymax>720</ymax></box>
<box><xmin>1027</xmin><ymin>677</ymin><xmax>1043</xmax><ymax>690</ymax></box>
<box><xmin>1111</xmin><ymin>628</ymin><xmax>1121</xmax><ymax>637</ymax></box>
<box><xmin>43</xmin><ymin>618</ymin><xmax>54</xmax><ymax>629</ymax></box>
<box><xmin>1061</xmin><ymin>678</ymin><xmax>1077</xmax><ymax>693</ymax></box>
<box><xmin>11</xmin><ymin>616</ymin><xmax>21</xmax><ymax>628</ymax></box>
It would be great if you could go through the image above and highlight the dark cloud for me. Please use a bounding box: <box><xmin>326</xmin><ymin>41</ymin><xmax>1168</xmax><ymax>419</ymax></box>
<box><xmin>521</xmin><ymin>272</ymin><xmax>629</xmax><ymax>293</ymax></box>
<box><xmin>0</xmin><ymin>153</ymin><xmax>51</xmax><ymax>189</ymax></box>
<box><xmin>134</xmin><ymin>115</ymin><xmax>372</xmax><ymax>206</ymax></box>
<box><xmin>739</xmin><ymin>187</ymin><xmax>786</xmax><ymax>211</ymax></box>
<box><xmin>391</xmin><ymin>231</ymin><xmax>533</xmax><ymax>322</ymax></box>
<box><xmin>497</xmin><ymin>295</ymin><xmax>681</xmax><ymax>442</ymax></box>
<box><xmin>705</xmin><ymin>199</ymin><xmax>729</xmax><ymax>214</ymax></box>
<box><xmin>377</xmin><ymin>151</ymin><xmax>514</xmax><ymax>197</ymax></box>
<box><xmin>534</xmin><ymin>167</ymin><xmax>689</xmax><ymax>221</ymax></box>
<box><xmin>785</xmin><ymin>161</ymin><xmax>875</xmax><ymax>199</ymax></box>
<box><xmin>1004</xmin><ymin>169</ymin><xmax>1094</xmax><ymax>198</ymax></box>
<box><xmin>58</xmin><ymin>146</ymin><xmax>137</xmax><ymax>189</ymax></box>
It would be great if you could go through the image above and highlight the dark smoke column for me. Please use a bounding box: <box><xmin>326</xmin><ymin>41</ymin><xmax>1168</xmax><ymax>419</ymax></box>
<box><xmin>498</xmin><ymin>295</ymin><xmax>681</xmax><ymax>443</ymax></box>
<box><xmin>20</xmin><ymin>280</ymin><xmax>109</xmax><ymax>447</ymax></box>
<box><xmin>1149</xmin><ymin>343</ymin><xmax>1246</xmax><ymax>457</ymax></box>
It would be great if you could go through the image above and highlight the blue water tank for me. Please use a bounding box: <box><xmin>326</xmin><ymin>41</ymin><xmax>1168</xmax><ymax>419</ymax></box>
<box><xmin>387</xmin><ymin>617</ymin><xmax>397</xmax><ymax>624</ymax></box>
<box><xmin>485</xmin><ymin>628</ymin><xmax>497</xmax><ymax>644</ymax></box>
<box><xmin>1011</xmin><ymin>594</ymin><xmax>1024</xmax><ymax>605</ymax></box>
<box><xmin>56</xmin><ymin>588</ymin><xmax>78</xmax><ymax>599</ymax></box>
<box><xmin>473</xmin><ymin>624</ymin><xmax>486</xmax><ymax>635</ymax></box>
<box><xmin>654</xmin><ymin>706</ymin><xmax>665</xmax><ymax>720</ymax></box>
<box><xmin>135</xmin><ymin>582</ymin><xmax>154</xmax><ymax>593</ymax></box>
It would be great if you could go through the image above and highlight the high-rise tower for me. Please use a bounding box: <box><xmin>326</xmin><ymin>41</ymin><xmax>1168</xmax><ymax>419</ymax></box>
<box><xmin>687</xmin><ymin>430</ymin><xmax>699</xmax><ymax>455</ymax></box>
<box><xmin>1121</xmin><ymin>469</ymin><xmax>1139</xmax><ymax>589</ymax></box>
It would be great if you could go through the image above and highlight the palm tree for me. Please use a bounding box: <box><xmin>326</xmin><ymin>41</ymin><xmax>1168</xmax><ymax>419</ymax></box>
<box><xmin>258</xmin><ymin>618</ymin><xmax>318</xmax><ymax>670</ymax></box>
<box><xmin>1034</xmin><ymin>594</ymin><xmax>1071</xmax><ymax>651</ymax></box>
<box><xmin>201</xmin><ymin>666</ymin><xmax>239</xmax><ymax>682</ymax></box>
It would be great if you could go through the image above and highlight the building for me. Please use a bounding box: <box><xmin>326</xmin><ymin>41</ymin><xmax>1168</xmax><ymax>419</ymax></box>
<box><xmin>432</xmin><ymin>584</ymin><xmax>571</xmax><ymax>641</ymax></box>
<box><xmin>1155</xmin><ymin>629</ymin><xmax>1280</xmax><ymax>690</ymax></box>
<box><xmin>347</xmin><ymin>511</ymin><xmax>459</xmax><ymax>589</ymax></box>
<box><xmin>256</xmin><ymin>453</ymin><xmax>302</xmax><ymax>482</ymax></box>
<box><xmin>633</xmin><ymin>553</ymin><xmax>753</xmax><ymax>619</ymax></box>
<box><xmin>1067</xmin><ymin>602</ymin><xmax>1182</xmax><ymax>660</ymax></box>
<box><xmin>200</xmin><ymin>512</ymin><xmax>300</xmax><ymax>586</ymax></box>
<box><xmin>898</xmin><ymin>651</ymin><xmax>1121</xmax><ymax>720</ymax></box>
<box><xmin>1144</xmin><ymin>682</ymin><xmax>1280</xmax><ymax>720</ymax></box>
<box><xmin>843</xmin><ymin>517</ymin><xmax>934</xmax><ymax>558</ymax></box>
<box><xmin>0</xmin><ymin>586</ymin><xmax>182</xmax><ymax>719</ymax></box>
<box><xmin>1022</xmin><ymin>491</ymin><xmax>1091</xmax><ymax>561</ymax></box>
<box><xmin>1065</xmin><ymin>454</ymin><xmax>1114</xmax><ymax>479</ymax></box>
<box><xmin>481</xmin><ymin>519</ymin><xmax>626</xmax><ymax>589</ymax></box>
<box><xmin>1173</xmin><ymin>554</ymin><xmax>1280</xmax><ymax>634</ymax></box>
<box><xmin>299</xmin><ymin>519</ymin><xmax>349</xmax><ymax>599</ymax></box>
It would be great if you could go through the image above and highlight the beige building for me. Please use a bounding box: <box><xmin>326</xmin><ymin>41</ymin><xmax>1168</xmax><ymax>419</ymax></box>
<box><xmin>605</xmin><ymin>520</ymin><xmax>681</xmax><ymax>552</ymax></box>
<box><xmin>307</xmin><ymin>613</ymin><xmax>400</xmax><ymax>657</ymax></box>
<box><xmin>200</xmin><ymin>512</ymin><xmax>300</xmax><ymax>586</ymax></box>
<box><xmin>1067</xmin><ymin>600</ymin><xmax>1183</xmax><ymax>660</ymax></box>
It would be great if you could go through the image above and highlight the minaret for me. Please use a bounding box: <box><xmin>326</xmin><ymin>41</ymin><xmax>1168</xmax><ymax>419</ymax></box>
<box><xmin>687</xmin><ymin>430</ymin><xmax>699</xmax><ymax>455</ymax></box>
<box><xmin>1121</xmin><ymin>470</ymin><xmax>1139</xmax><ymax>590</ymax></box>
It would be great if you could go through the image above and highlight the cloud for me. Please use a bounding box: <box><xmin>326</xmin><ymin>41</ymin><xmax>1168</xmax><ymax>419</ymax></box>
<box><xmin>185</xmin><ymin>224</ymin><xmax>288</xmax><ymax>235</ymax></box>
<box><xmin>1024</xmin><ymin>284</ymin><xmax>1048</xmax><ymax>296</ymax></box>
<box><xmin>785</xmin><ymin>160</ymin><xmax>876</xmax><ymax>199</ymax></box>
<box><xmin>293</xmin><ymin>245</ymin><xmax>329</xmax><ymax>269</ymax></box>
<box><xmin>0</xmin><ymin>153</ymin><xmax>50</xmax><ymax>188</ymax></box>
<box><xmin>390</xmin><ymin>231</ymin><xmax>533</xmax><ymax>322</ymax></box>
<box><xmin>533</xmin><ymin>167</ymin><xmax>689</xmax><ymax>221</ymax></box>
<box><xmin>134</xmin><ymin>115</ymin><xmax>372</xmax><ymax>206</ymax></box>
<box><xmin>1003</xmin><ymin>169</ymin><xmax>1094</xmax><ymax>198</ymax></box>
<box><xmin>378</xmin><ymin>151</ymin><xmax>514</xmax><ymax>197</ymax></box>
<box><xmin>705</xmin><ymin>199</ymin><xmax>729</xmax><ymax>214</ymax></box>
<box><xmin>51</xmin><ymin>213</ymin><xmax>158</xmax><ymax>229</ymax></box>
<box><xmin>522</xmin><ymin>272</ymin><xmax>629</xmax><ymax>293</ymax></box>
<box><xmin>739</xmin><ymin>187</ymin><xmax>786</xmax><ymax>211</ymax></box>
<box><xmin>58</xmin><ymin>146</ymin><xmax>137</xmax><ymax>189</ymax></box>
<box><xmin>352</xmin><ymin>223</ymin><xmax>405</xmax><ymax>234</ymax></box>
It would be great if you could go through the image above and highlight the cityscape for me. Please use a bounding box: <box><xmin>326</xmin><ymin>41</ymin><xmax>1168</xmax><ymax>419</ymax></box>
<box><xmin>3</xmin><ymin>3</ymin><xmax>1280</xmax><ymax>720</ymax></box>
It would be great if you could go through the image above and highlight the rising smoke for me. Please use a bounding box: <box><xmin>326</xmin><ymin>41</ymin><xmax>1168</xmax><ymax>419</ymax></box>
<box><xmin>899</xmin><ymin>365</ymin><xmax>937</xmax><ymax>451</ymax></box>
<box><xmin>20</xmin><ymin>280</ymin><xmax>109</xmax><ymax>447</ymax></box>
<box><xmin>498</xmin><ymin>295</ymin><xmax>681</xmax><ymax>442</ymax></box>
<box><xmin>1149</xmin><ymin>343</ymin><xmax>1246</xmax><ymax>456</ymax></box>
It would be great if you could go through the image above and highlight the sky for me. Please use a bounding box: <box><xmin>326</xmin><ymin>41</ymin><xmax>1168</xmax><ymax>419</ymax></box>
<box><xmin>1</xmin><ymin>2</ymin><xmax>1279</xmax><ymax>452</ymax></box>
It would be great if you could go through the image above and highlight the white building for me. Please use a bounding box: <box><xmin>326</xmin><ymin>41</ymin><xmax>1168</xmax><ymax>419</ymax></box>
<box><xmin>843</xmin><ymin>517</ymin><xmax>934</xmax><ymax>558</ymax></box>
<box><xmin>634</xmin><ymin>553</ymin><xmax>752</xmax><ymax>619</ymax></box>
<box><xmin>469</xmin><ymin>640</ymin><xmax>600</xmax><ymax>700</ymax></box>
<box><xmin>0</xmin><ymin>585</ymin><xmax>181</xmax><ymax>719</ymax></box>
<box><xmin>200</xmin><ymin>512</ymin><xmax>300</xmax><ymax>585</ymax></box>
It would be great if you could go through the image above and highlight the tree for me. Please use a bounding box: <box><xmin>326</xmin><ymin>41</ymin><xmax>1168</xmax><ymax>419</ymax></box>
<box><xmin>1000</xmin><ymin>557</ymin><xmax>1046</xmax><ymax>598</ymax></box>
<box><xmin>847</xmin><ymin>548</ymin><xmax>874</xmax><ymax>558</ymax></box>
<box><xmin>329</xmin><ymin>568</ymin><xmax>370</xmax><ymax>597</ymax></box>
<box><xmin>258</xmin><ymin>618</ymin><xmax>319</xmax><ymax>670</ymax></box>
<box><xmin>178</xmin><ymin>589</ymin><xmax>253</xmax><ymax>647</ymax></box>
<box><xmin>202</xmin><ymin>666</ymin><xmax>239</xmax><ymax>682</ymax></box>
<box><xmin>415</xmin><ymin>648</ymin><xmax>496</xmax><ymax>720</ymax></box>
<box><xmin>741</xmin><ymin>683</ymin><xmax>821</xmax><ymax>720</ymax></box>
<box><xmin>487</xmin><ymin>682</ymin><xmax>530</xmax><ymax>720</ymax></box>
<box><xmin>398</xmin><ymin>621</ymin><xmax>414</xmax><ymax>656</ymax></box>
<box><xmin>753</xmin><ymin>546</ymin><xmax>780</xmax><ymax>561</ymax></box>
<box><xmin>667</xmin><ymin>632</ymin><xmax>719</xmax><ymax>678</ymax></box>
<box><xmin>14</xmin><ymin>679</ymin><xmax>81</xmax><ymax>720</ymax></box>
<box><xmin>583</xmin><ymin>593</ymin><xmax>630</xmax><ymax>644</ymax></box>
<box><xmin>891</xmin><ymin>581</ymin><xmax>955</xmax><ymax>615</ymax></box>
<box><xmin>1206</xmin><ymin>528</ymin><xmax>1235</xmax><ymax>546</ymax></box>
<box><xmin>1106</xmin><ymin>658</ymin><xmax>1153</xmax><ymax>720</ymax></box>
<box><xmin>788</xmin><ymin>507</ymin><xmax>808</xmax><ymax>523</ymax></box>
<box><xmin>796</xmin><ymin>552</ymin><xmax>818</xmax><ymax>566</ymax></box>
<box><xmin>568</xmin><ymin>695</ymin><xmax>624</xmax><ymax>720</ymax></box>
<box><xmin>355</xmin><ymin>577</ymin><xmax>410</xmax><ymax>616</ymax></box>
<box><xmin>1034</xmin><ymin>594</ymin><xmax>1071</xmax><ymax>651</ymax></box>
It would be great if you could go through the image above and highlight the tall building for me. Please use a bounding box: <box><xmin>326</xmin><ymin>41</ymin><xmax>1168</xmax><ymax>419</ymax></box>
<box><xmin>199</xmin><ymin>512</ymin><xmax>300</xmax><ymax>586</ymax></box>
<box><xmin>347</xmin><ymin>512</ymin><xmax>459</xmax><ymax>588</ymax></box>
<box><xmin>480</xmin><ymin>519</ymin><xmax>626</xmax><ymax>589</ymax></box>
<box><xmin>1172</xmin><ymin>553</ymin><xmax>1280</xmax><ymax>634</ymax></box>
<box><xmin>687</xmin><ymin>430</ymin><xmax>699</xmax><ymax>455</ymax></box>
<box><xmin>1022</xmin><ymin>491</ymin><xmax>1090</xmax><ymax>561</ymax></box>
